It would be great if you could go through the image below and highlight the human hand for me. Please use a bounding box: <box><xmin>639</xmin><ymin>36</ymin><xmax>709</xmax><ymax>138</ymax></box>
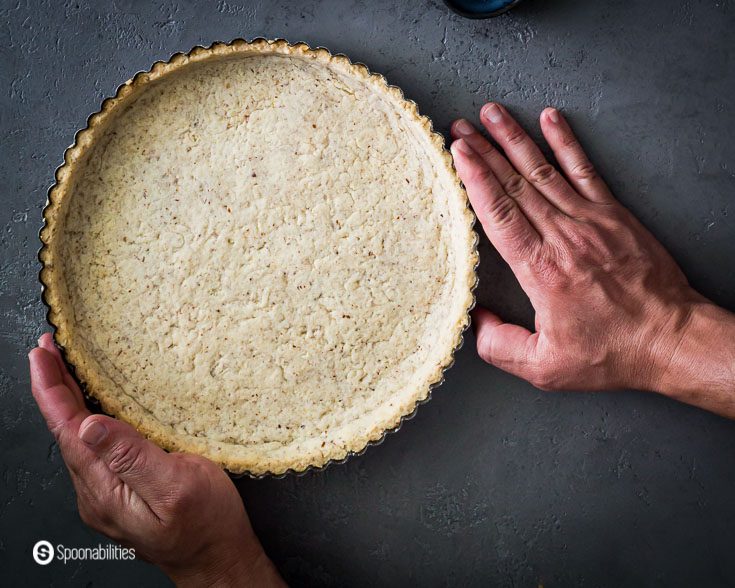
<box><xmin>29</xmin><ymin>334</ymin><xmax>284</xmax><ymax>587</ymax></box>
<box><xmin>449</xmin><ymin>103</ymin><xmax>712</xmax><ymax>394</ymax></box>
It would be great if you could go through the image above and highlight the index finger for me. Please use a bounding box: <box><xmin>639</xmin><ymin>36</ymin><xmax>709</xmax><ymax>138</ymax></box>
<box><xmin>451</xmin><ymin>138</ymin><xmax>540</xmax><ymax>265</ymax></box>
<box><xmin>29</xmin><ymin>346</ymin><xmax>92</xmax><ymax>476</ymax></box>
<box><xmin>38</xmin><ymin>333</ymin><xmax>85</xmax><ymax>399</ymax></box>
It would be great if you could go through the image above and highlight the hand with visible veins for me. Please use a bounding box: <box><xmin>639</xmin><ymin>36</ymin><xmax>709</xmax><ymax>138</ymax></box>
<box><xmin>29</xmin><ymin>334</ymin><xmax>285</xmax><ymax>588</ymax></box>
<box><xmin>450</xmin><ymin>103</ymin><xmax>735</xmax><ymax>417</ymax></box>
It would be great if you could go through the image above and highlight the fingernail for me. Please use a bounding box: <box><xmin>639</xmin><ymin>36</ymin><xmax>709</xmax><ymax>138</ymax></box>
<box><xmin>80</xmin><ymin>421</ymin><xmax>107</xmax><ymax>446</ymax></box>
<box><xmin>454</xmin><ymin>119</ymin><xmax>475</xmax><ymax>136</ymax></box>
<box><xmin>482</xmin><ymin>103</ymin><xmax>503</xmax><ymax>124</ymax></box>
<box><xmin>452</xmin><ymin>139</ymin><xmax>473</xmax><ymax>155</ymax></box>
<box><xmin>547</xmin><ymin>108</ymin><xmax>560</xmax><ymax>124</ymax></box>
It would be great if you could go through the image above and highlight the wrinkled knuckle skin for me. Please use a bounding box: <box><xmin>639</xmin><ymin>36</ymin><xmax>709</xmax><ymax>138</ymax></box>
<box><xmin>529</xmin><ymin>163</ymin><xmax>558</xmax><ymax>187</ymax></box>
<box><xmin>107</xmin><ymin>442</ymin><xmax>146</xmax><ymax>476</ymax></box>
<box><xmin>570</xmin><ymin>160</ymin><xmax>598</xmax><ymax>182</ymax></box>
<box><xmin>561</xmin><ymin>134</ymin><xmax>581</xmax><ymax>149</ymax></box>
<box><xmin>529</xmin><ymin>248</ymin><xmax>563</xmax><ymax>286</ymax></box>
<box><xmin>562</xmin><ymin>222</ymin><xmax>607</xmax><ymax>259</ymax></box>
<box><xmin>474</xmin><ymin>142</ymin><xmax>496</xmax><ymax>160</ymax></box>
<box><xmin>470</xmin><ymin>165</ymin><xmax>496</xmax><ymax>186</ymax></box>
<box><xmin>563</xmin><ymin>228</ymin><xmax>594</xmax><ymax>256</ymax></box>
<box><xmin>505</xmin><ymin>127</ymin><xmax>526</xmax><ymax>146</ymax></box>
<box><xmin>503</xmin><ymin>174</ymin><xmax>526</xmax><ymax>199</ymax></box>
<box><xmin>482</xmin><ymin>195</ymin><xmax>518</xmax><ymax>228</ymax></box>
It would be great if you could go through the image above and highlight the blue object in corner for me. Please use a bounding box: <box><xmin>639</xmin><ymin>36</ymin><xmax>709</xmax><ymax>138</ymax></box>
<box><xmin>444</xmin><ymin>0</ymin><xmax>524</xmax><ymax>18</ymax></box>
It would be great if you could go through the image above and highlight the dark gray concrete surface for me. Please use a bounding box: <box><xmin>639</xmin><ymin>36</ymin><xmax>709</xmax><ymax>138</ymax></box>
<box><xmin>2</xmin><ymin>0</ymin><xmax>734</xmax><ymax>585</ymax></box>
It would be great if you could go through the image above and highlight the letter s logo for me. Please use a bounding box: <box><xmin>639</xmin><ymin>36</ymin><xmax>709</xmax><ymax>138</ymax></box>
<box><xmin>33</xmin><ymin>540</ymin><xmax>54</xmax><ymax>565</ymax></box>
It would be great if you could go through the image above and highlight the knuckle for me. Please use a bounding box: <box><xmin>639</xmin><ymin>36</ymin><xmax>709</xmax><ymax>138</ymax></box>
<box><xmin>107</xmin><ymin>442</ymin><xmax>145</xmax><ymax>476</ymax></box>
<box><xmin>528</xmin><ymin>163</ymin><xmax>558</xmax><ymax>187</ymax></box>
<box><xmin>482</xmin><ymin>195</ymin><xmax>518</xmax><ymax>227</ymax></box>
<box><xmin>164</xmin><ymin>461</ymin><xmax>210</xmax><ymax>513</ymax></box>
<box><xmin>561</xmin><ymin>222</ymin><xmax>604</xmax><ymax>257</ymax></box>
<box><xmin>561</xmin><ymin>134</ymin><xmax>581</xmax><ymax>149</ymax></box>
<box><xmin>505</xmin><ymin>127</ymin><xmax>526</xmax><ymax>146</ymax></box>
<box><xmin>467</xmin><ymin>164</ymin><xmax>495</xmax><ymax>186</ymax></box>
<box><xmin>169</xmin><ymin>482</ymin><xmax>200</xmax><ymax>514</ymax></box>
<box><xmin>503</xmin><ymin>173</ymin><xmax>527</xmax><ymax>199</ymax></box>
<box><xmin>570</xmin><ymin>160</ymin><xmax>598</xmax><ymax>181</ymax></box>
<box><xmin>473</xmin><ymin>141</ymin><xmax>496</xmax><ymax>160</ymax></box>
<box><xmin>562</xmin><ymin>227</ymin><xmax>591</xmax><ymax>255</ymax></box>
<box><xmin>529</xmin><ymin>247</ymin><xmax>561</xmax><ymax>283</ymax></box>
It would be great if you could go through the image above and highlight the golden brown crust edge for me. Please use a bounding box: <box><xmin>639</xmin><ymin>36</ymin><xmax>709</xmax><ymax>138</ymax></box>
<box><xmin>39</xmin><ymin>38</ymin><xmax>480</xmax><ymax>477</ymax></box>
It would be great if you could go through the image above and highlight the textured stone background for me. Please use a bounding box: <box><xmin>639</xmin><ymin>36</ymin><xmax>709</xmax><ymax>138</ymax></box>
<box><xmin>1</xmin><ymin>0</ymin><xmax>734</xmax><ymax>585</ymax></box>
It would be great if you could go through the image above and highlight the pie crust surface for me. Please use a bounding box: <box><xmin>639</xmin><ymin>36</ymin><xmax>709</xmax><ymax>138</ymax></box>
<box><xmin>40</xmin><ymin>40</ymin><xmax>478</xmax><ymax>475</ymax></box>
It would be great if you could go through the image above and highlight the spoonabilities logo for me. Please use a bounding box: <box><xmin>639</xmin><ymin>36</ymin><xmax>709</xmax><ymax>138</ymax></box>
<box><xmin>31</xmin><ymin>540</ymin><xmax>135</xmax><ymax>565</ymax></box>
<box><xmin>32</xmin><ymin>540</ymin><xmax>54</xmax><ymax>565</ymax></box>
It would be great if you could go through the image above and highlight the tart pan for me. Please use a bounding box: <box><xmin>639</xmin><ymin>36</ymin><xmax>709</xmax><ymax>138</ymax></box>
<box><xmin>38</xmin><ymin>38</ymin><xmax>480</xmax><ymax>478</ymax></box>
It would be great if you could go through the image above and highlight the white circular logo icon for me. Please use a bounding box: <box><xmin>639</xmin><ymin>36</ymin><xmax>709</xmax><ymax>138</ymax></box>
<box><xmin>33</xmin><ymin>540</ymin><xmax>54</xmax><ymax>565</ymax></box>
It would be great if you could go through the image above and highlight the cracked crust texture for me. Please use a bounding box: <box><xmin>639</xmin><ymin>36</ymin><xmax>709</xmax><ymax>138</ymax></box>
<box><xmin>40</xmin><ymin>40</ymin><xmax>478</xmax><ymax>476</ymax></box>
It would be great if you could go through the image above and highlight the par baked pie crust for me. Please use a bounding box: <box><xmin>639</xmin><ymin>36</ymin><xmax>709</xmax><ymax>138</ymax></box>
<box><xmin>40</xmin><ymin>39</ymin><xmax>478</xmax><ymax>476</ymax></box>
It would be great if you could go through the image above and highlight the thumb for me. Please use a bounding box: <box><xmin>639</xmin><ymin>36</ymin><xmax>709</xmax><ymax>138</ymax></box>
<box><xmin>78</xmin><ymin>414</ymin><xmax>174</xmax><ymax>504</ymax></box>
<box><xmin>473</xmin><ymin>306</ymin><xmax>540</xmax><ymax>381</ymax></box>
